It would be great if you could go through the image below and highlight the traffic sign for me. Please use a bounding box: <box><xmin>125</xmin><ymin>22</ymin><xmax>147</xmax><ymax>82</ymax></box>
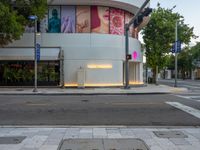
<box><xmin>28</xmin><ymin>15</ymin><xmax>38</xmax><ymax>20</ymax></box>
<box><xmin>176</xmin><ymin>40</ymin><xmax>181</xmax><ymax>53</ymax></box>
<box><xmin>171</xmin><ymin>40</ymin><xmax>181</xmax><ymax>53</ymax></box>
<box><xmin>126</xmin><ymin>54</ymin><xmax>132</xmax><ymax>60</ymax></box>
<box><xmin>36</xmin><ymin>43</ymin><xmax>40</xmax><ymax>61</ymax></box>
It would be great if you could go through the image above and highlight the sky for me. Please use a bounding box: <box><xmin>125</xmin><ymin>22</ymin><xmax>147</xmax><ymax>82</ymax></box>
<box><xmin>148</xmin><ymin>0</ymin><xmax>200</xmax><ymax>44</ymax></box>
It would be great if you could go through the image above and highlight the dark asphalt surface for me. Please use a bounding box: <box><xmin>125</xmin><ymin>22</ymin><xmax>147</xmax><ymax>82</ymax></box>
<box><xmin>158</xmin><ymin>79</ymin><xmax>200</xmax><ymax>91</ymax></box>
<box><xmin>0</xmin><ymin>94</ymin><xmax>200</xmax><ymax>126</ymax></box>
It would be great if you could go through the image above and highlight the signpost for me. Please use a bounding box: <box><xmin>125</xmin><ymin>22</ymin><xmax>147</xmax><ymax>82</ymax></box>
<box><xmin>174</xmin><ymin>21</ymin><xmax>178</xmax><ymax>87</ymax></box>
<box><xmin>36</xmin><ymin>43</ymin><xmax>40</xmax><ymax>61</ymax></box>
<box><xmin>29</xmin><ymin>15</ymin><xmax>38</xmax><ymax>92</ymax></box>
<box><xmin>171</xmin><ymin>21</ymin><xmax>181</xmax><ymax>88</ymax></box>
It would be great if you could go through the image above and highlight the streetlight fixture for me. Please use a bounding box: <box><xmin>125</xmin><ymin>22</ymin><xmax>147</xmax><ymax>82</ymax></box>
<box><xmin>29</xmin><ymin>15</ymin><xmax>38</xmax><ymax>92</ymax></box>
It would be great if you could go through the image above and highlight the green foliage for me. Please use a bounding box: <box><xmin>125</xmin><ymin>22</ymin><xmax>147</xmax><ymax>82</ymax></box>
<box><xmin>165</xmin><ymin>54</ymin><xmax>175</xmax><ymax>70</ymax></box>
<box><xmin>142</xmin><ymin>3</ymin><xmax>196</xmax><ymax>80</ymax></box>
<box><xmin>177</xmin><ymin>47</ymin><xmax>193</xmax><ymax>78</ymax></box>
<box><xmin>191</xmin><ymin>42</ymin><xmax>200</xmax><ymax>61</ymax></box>
<box><xmin>0</xmin><ymin>2</ymin><xmax>24</xmax><ymax>46</ymax></box>
<box><xmin>0</xmin><ymin>0</ymin><xmax>47</xmax><ymax>47</ymax></box>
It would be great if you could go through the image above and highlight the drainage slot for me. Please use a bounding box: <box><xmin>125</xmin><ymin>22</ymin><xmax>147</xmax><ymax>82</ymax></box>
<box><xmin>0</xmin><ymin>136</ymin><xmax>26</xmax><ymax>144</ymax></box>
<box><xmin>153</xmin><ymin>131</ymin><xmax>188</xmax><ymax>138</ymax></box>
<box><xmin>81</xmin><ymin>100</ymin><xmax>89</xmax><ymax>102</ymax></box>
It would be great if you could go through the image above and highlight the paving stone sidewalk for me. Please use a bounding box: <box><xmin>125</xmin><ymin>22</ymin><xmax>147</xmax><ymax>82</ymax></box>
<box><xmin>0</xmin><ymin>127</ymin><xmax>200</xmax><ymax>150</ymax></box>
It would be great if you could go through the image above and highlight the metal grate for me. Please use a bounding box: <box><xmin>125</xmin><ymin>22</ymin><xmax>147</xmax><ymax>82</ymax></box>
<box><xmin>58</xmin><ymin>139</ymin><xmax>149</xmax><ymax>150</ymax></box>
<box><xmin>0</xmin><ymin>136</ymin><xmax>26</xmax><ymax>144</ymax></box>
<box><xmin>153</xmin><ymin>131</ymin><xmax>188</xmax><ymax>138</ymax></box>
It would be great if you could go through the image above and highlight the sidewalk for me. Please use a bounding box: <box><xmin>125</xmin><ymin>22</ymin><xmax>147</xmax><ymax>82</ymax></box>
<box><xmin>0</xmin><ymin>84</ymin><xmax>188</xmax><ymax>95</ymax></box>
<box><xmin>0</xmin><ymin>126</ymin><xmax>200</xmax><ymax>150</ymax></box>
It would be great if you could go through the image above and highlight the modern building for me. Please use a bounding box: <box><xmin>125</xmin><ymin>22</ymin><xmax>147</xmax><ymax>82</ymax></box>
<box><xmin>0</xmin><ymin>0</ymin><xmax>149</xmax><ymax>87</ymax></box>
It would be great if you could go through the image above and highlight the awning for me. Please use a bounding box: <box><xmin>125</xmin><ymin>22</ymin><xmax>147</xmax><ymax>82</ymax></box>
<box><xmin>0</xmin><ymin>48</ymin><xmax>60</xmax><ymax>61</ymax></box>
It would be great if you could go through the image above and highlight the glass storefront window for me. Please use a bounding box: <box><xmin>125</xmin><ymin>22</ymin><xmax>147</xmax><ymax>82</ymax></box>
<box><xmin>0</xmin><ymin>61</ymin><xmax>60</xmax><ymax>86</ymax></box>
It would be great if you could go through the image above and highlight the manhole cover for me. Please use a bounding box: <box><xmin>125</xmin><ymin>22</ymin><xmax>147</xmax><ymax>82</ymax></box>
<box><xmin>153</xmin><ymin>131</ymin><xmax>188</xmax><ymax>138</ymax></box>
<box><xmin>58</xmin><ymin>139</ymin><xmax>149</xmax><ymax>150</ymax></box>
<box><xmin>0</xmin><ymin>136</ymin><xmax>26</xmax><ymax>144</ymax></box>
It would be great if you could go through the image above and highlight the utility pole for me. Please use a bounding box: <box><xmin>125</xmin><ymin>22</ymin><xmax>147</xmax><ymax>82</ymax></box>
<box><xmin>174</xmin><ymin>20</ymin><xmax>178</xmax><ymax>87</ymax></box>
<box><xmin>124</xmin><ymin>25</ymin><xmax>130</xmax><ymax>89</ymax></box>
<box><xmin>124</xmin><ymin>0</ymin><xmax>151</xmax><ymax>89</ymax></box>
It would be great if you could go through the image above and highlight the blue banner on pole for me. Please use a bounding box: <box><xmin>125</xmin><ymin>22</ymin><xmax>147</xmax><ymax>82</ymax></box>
<box><xmin>176</xmin><ymin>40</ymin><xmax>181</xmax><ymax>53</ymax></box>
<box><xmin>171</xmin><ymin>40</ymin><xmax>181</xmax><ymax>53</ymax></box>
<box><xmin>36</xmin><ymin>43</ymin><xmax>40</xmax><ymax>61</ymax></box>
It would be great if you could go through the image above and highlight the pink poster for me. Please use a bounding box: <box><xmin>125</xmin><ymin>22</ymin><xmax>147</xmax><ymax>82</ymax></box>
<box><xmin>110</xmin><ymin>8</ymin><xmax>124</xmax><ymax>35</ymax></box>
<box><xmin>91</xmin><ymin>6</ymin><xmax>109</xmax><ymax>34</ymax></box>
<box><xmin>125</xmin><ymin>12</ymin><xmax>134</xmax><ymax>37</ymax></box>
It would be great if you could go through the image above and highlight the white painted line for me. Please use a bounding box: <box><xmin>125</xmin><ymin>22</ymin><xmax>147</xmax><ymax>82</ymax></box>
<box><xmin>181</xmin><ymin>85</ymin><xmax>200</xmax><ymax>89</ymax></box>
<box><xmin>166</xmin><ymin>102</ymin><xmax>200</xmax><ymax>119</ymax></box>
<box><xmin>174</xmin><ymin>95</ymin><xmax>191</xmax><ymax>99</ymax></box>
<box><xmin>174</xmin><ymin>95</ymin><xmax>200</xmax><ymax>102</ymax></box>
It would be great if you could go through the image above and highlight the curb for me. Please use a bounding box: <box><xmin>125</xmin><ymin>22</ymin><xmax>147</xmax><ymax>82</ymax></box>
<box><xmin>0</xmin><ymin>92</ymin><xmax>171</xmax><ymax>96</ymax></box>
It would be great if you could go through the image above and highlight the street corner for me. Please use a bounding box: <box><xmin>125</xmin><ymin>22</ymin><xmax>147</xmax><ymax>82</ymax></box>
<box><xmin>170</xmin><ymin>87</ymin><xmax>188</xmax><ymax>93</ymax></box>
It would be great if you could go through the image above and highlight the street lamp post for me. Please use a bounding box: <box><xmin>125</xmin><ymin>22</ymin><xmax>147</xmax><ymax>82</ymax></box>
<box><xmin>29</xmin><ymin>15</ymin><xmax>38</xmax><ymax>92</ymax></box>
<box><xmin>174</xmin><ymin>20</ymin><xmax>178</xmax><ymax>87</ymax></box>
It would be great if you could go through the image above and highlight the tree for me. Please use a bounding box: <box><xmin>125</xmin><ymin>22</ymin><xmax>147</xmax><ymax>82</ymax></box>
<box><xmin>177</xmin><ymin>47</ymin><xmax>193</xmax><ymax>79</ymax></box>
<box><xmin>0</xmin><ymin>0</ymin><xmax>47</xmax><ymax>47</ymax></box>
<box><xmin>191</xmin><ymin>42</ymin><xmax>200</xmax><ymax>61</ymax></box>
<box><xmin>142</xmin><ymin>3</ymin><xmax>196</xmax><ymax>84</ymax></box>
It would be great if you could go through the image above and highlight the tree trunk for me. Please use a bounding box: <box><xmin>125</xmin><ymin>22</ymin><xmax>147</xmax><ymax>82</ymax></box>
<box><xmin>152</xmin><ymin>67</ymin><xmax>156</xmax><ymax>84</ymax></box>
<box><xmin>163</xmin><ymin>68</ymin><xmax>166</xmax><ymax>79</ymax></box>
<box><xmin>152</xmin><ymin>66</ymin><xmax>159</xmax><ymax>85</ymax></box>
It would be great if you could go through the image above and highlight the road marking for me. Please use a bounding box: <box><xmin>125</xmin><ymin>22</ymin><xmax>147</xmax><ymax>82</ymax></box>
<box><xmin>174</xmin><ymin>95</ymin><xmax>200</xmax><ymax>102</ymax></box>
<box><xmin>26</xmin><ymin>103</ymin><xmax>49</xmax><ymax>106</ymax></box>
<box><xmin>166</xmin><ymin>102</ymin><xmax>200</xmax><ymax>119</ymax></box>
<box><xmin>111</xmin><ymin>102</ymin><xmax>163</xmax><ymax>106</ymax></box>
<box><xmin>174</xmin><ymin>95</ymin><xmax>191</xmax><ymax>99</ymax></box>
<box><xmin>182</xmin><ymin>85</ymin><xmax>200</xmax><ymax>89</ymax></box>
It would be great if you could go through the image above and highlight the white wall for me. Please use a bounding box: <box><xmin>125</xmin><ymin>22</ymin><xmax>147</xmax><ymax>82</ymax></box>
<box><xmin>113</xmin><ymin>0</ymin><xmax>147</xmax><ymax>7</ymax></box>
<box><xmin>47</xmin><ymin>0</ymin><xmax>148</xmax><ymax>14</ymax></box>
<box><xmin>4</xmin><ymin>33</ymin><xmax>143</xmax><ymax>86</ymax></box>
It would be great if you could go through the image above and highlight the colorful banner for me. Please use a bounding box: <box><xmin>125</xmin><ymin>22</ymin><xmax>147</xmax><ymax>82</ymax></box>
<box><xmin>125</xmin><ymin>12</ymin><xmax>134</xmax><ymax>37</ymax></box>
<box><xmin>91</xmin><ymin>6</ymin><xmax>109</xmax><ymax>34</ymax></box>
<box><xmin>110</xmin><ymin>8</ymin><xmax>124</xmax><ymax>35</ymax></box>
<box><xmin>76</xmin><ymin>6</ymin><xmax>91</xmax><ymax>33</ymax></box>
<box><xmin>48</xmin><ymin>6</ymin><xmax>61</xmax><ymax>33</ymax></box>
<box><xmin>61</xmin><ymin>6</ymin><xmax>75</xmax><ymax>33</ymax></box>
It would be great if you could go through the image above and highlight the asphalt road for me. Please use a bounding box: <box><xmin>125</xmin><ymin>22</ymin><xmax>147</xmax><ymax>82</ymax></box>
<box><xmin>158</xmin><ymin>79</ymin><xmax>200</xmax><ymax>92</ymax></box>
<box><xmin>0</xmin><ymin>94</ymin><xmax>200</xmax><ymax>126</ymax></box>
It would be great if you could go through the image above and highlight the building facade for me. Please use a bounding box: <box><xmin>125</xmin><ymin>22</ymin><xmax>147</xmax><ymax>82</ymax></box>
<box><xmin>0</xmin><ymin>0</ymin><xmax>149</xmax><ymax>87</ymax></box>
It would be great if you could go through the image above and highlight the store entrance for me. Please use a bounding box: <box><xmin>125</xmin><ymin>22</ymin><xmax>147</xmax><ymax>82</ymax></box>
<box><xmin>0</xmin><ymin>61</ymin><xmax>60</xmax><ymax>86</ymax></box>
